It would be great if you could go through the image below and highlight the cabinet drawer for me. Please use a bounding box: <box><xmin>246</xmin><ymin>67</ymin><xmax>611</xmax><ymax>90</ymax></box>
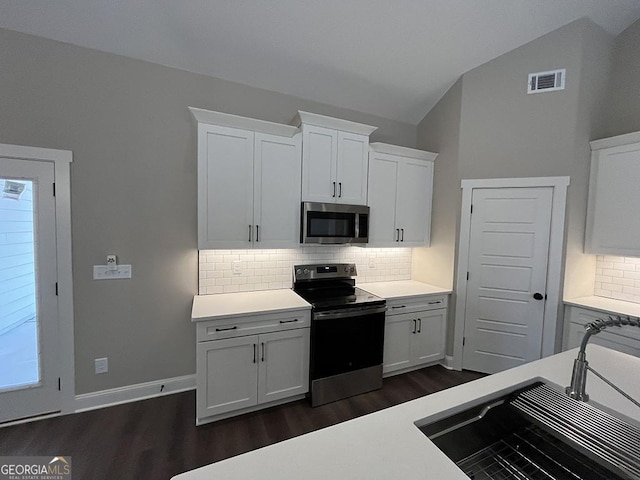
<box><xmin>386</xmin><ymin>295</ymin><xmax>448</xmax><ymax>315</ymax></box>
<box><xmin>197</xmin><ymin>310</ymin><xmax>310</xmax><ymax>342</ymax></box>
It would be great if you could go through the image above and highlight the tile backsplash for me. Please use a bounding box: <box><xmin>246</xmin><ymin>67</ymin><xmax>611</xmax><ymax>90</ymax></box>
<box><xmin>198</xmin><ymin>247</ymin><xmax>412</xmax><ymax>295</ymax></box>
<box><xmin>595</xmin><ymin>255</ymin><xmax>640</xmax><ymax>304</ymax></box>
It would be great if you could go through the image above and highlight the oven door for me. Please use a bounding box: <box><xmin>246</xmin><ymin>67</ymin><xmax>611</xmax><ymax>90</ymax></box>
<box><xmin>310</xmin><ymin>305</ymin><xmax>386</xmax><ymax>381</ymax></box>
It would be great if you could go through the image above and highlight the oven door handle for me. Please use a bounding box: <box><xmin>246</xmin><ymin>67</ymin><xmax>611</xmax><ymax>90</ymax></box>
<box><xmin>313</xmin><ymin>305</ymin><xmax>387</xmax><ymax>320</ymax></box>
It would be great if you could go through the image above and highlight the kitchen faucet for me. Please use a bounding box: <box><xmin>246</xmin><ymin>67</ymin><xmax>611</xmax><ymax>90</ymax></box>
<box><xmin>566</xmin><ymin>314</ymin><xmax>640</xmax><ymax>407</ymax></box>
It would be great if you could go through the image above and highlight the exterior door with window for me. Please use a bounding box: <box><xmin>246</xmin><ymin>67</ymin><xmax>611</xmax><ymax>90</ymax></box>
<box><xmin>0</xmin><ymin>157</ymin><xmax>60</xmax><ymax>423</ymax></box>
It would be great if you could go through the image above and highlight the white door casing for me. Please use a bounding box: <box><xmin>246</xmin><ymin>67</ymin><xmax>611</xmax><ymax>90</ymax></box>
<box><xmin>453</xmin><ymin>177</ymin><xmax>569</xmax><ymax>372</ymax></box>
<box><xmin>0</xmin><ymin>143</ymin><xmax>73</xmax><ymax>425</ymax></box>
<box><xmin>462</xmin><ymin>187</ymin><xmax>553</xmax><ymax>373</ymax></box>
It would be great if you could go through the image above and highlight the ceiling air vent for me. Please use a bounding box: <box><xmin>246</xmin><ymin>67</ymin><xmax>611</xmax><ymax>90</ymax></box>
<box><xmin>527</xmin><ymin>69</ymin><xmax>566</xmax><ymax>94</ymax></box>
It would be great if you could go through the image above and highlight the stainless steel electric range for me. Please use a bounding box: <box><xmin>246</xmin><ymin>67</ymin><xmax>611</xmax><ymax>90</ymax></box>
<box><xmin>293</xmin><ymin>263</ymin><xmax>386</xmax><ymax>407</ymax></box>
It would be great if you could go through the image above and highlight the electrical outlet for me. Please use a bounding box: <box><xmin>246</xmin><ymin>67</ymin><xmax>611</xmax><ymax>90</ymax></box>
<box><xmin>232</xmin><ymin>260</ymin><xmax>242</xmax><ymax>274</ymax></box>
<box><xmin>95</xmin><ymin>357</ymin><xmax>108</xmax><ymax>374</ymax></box>
<box><xmin>368</xmin><ymin>257</ymin><xmax>376</xmax><ymax>268</ymax></box>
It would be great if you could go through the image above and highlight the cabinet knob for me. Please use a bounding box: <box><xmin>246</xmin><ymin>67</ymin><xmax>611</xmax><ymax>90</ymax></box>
<box><xmin>533</xmin><ymin>292</ymin><xmax>545</xmax><ymax>301</ymax></box>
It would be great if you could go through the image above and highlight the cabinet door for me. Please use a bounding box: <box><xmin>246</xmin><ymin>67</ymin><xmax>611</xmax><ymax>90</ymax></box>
<box><xmin>586</xmin><ymin>141</ymin><xmax>640</xmax><ymax>255</ymax></box>
<box><xmin>254</xmin><ymin>133</ymin><xmax>302</xmax><ymax>248</ymax></box>
<box><xmin>198</xmin><ymin>124</ymin><xmax>254</xmax><ymax>249</ymax></box>
<box><xmin>257</xmin><ymin>329</ymin><xmax>310</xmax><ymax>404</ymax></box>
<box><xmin>383</xmin><ymin>313</ymin><xmax>414</xmax><ymax>374</ymax></box>
<box><xmin>395</xmin><ymin>159</ymin><xmax>433</xmax><ymax>246</ymax></box>
<box><xmin>196</xmin><ymin>336</ymin><xmax>258</xmax><ymax>419</ymax></box>
<box><xmin>367</xmin><ymin>153</ymin><xmax>399</xmax><ymax>246</ymax></box>
<box><xmin>411</xmin><ymin>309</ymin><xmax>446</xmax><ymax>365</ymax></box>
<box><xmin>301</xmin><ymin>125</ymin><xmax>338</xmax><ymax>203</ymax></box>
<box><xmin>336</xmin><ymin>131</ymin><xmax>369</xmax><ymax>205</ymax></box>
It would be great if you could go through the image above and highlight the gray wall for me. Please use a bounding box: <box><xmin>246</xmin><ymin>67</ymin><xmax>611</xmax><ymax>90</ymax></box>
<box><xmin>414</xmin><ymin>19</ymin><xmax>615</xmax><ymax>355</ymax></box>
<box><xmin>0</xmin><ymin>27</ymin><xmax>415</xmax><ymax>394</ymax></box>
<box><xmin>603</xmin><ymin>19</ymin><xmax>640</xmax><ymax>137</ymax></box>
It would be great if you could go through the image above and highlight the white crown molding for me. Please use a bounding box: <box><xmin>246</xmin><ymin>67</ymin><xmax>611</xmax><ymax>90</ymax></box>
<box><xmin>590</xmin><ymin>130</ymin><xmax>640</xmax><ymax>150</ymax></box>
<box><xmin>189</xmin><ymin>107</ymin><xmax>299</xmax><ymax>138</ymax></box>
<box><xmin>74</xmin><ymin>374</ymin><xmax>195</xmax><ymax>413</ymax></box>
<box><xmin>292</xmin><ymin>111</ymin><xmax>378</xmax><ymax>136</ymax></box>
<box><xmin>369</xmin><ymin>142</ymin><xmax>438</xmax><ymax>161</ymax></box>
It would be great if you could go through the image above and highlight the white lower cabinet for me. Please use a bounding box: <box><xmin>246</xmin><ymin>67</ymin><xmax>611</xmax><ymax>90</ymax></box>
<box><xmin>383</xmin><ymin>295</ymin><xmax>447</xmax><ymax>376</ymax></box>
<box><xmin>196</xmin><ymin>311</ymin><xmax>310</xmax><ymax>425</ymax></box>
<box><xmin>563</xmin><ymin>305</ymin><xmax>640</xmax><ymax>357</ymax></box>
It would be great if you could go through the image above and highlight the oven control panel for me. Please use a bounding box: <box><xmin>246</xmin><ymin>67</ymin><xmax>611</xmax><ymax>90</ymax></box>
<box><xmin>294</xmin><ymin>263</ymin><xmax>357</xmax><ymax>281</ymax></box>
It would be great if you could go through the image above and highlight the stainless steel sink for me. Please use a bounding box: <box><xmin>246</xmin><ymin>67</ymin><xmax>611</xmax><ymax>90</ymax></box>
<box><xmin>417</xmin><ymin>382</ymin><xmax>640</xmax><ymax>480</ymax></box>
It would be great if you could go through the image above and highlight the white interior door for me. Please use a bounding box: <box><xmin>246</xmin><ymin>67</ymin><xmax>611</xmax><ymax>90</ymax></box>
<box><xmin>0</xmin><ymin>157</ymin><xmax>60</xmax><ymax>423</ymax></box>
<box><xmin>462</xmin><ymin>187</ymin><xmax>553</xmax><ymax>373</ymax></box>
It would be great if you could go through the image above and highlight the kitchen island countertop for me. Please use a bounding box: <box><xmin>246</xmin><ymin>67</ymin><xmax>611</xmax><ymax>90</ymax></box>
<box><xmin>172</xmin><ymin>345</ymin><xmax>640</xmax><ymax>479</ymax></box>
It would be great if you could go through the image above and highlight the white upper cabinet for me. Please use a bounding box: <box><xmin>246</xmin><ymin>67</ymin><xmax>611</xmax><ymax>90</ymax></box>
<box><xmin>191</xmin><ymin>108</ymin><xmax>302</xmax><ymax>250</ymax></box>
<box><xmin>367</xmin><ymin>143</ymin><xmax>437</xmax><ymax>247</ymax></box>
<box><xmin>586</xmin><ymin>131</ymin><xmax>640</xmax><ymax>256</ymax></box>
<box><xmin>293</xmin><ymin>111</ymin><xmax>376</xmax><ymax>205</ymax></box>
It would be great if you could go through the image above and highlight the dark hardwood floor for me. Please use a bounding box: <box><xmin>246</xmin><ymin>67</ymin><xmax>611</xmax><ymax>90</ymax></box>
<box><xmin>0</xmin><ymin>365</ymin><xmax>484</xmax><ymax>479</ymax></box>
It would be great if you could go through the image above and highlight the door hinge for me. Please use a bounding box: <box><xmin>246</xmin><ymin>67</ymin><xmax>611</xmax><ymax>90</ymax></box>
<box><xmin>58</xmin><ymin>378</ymin><xmax>61</xmax><ymax>391</ymax></box>
<box><xmin>55</xmin><ymin>283</ymin><xmax>59</xmax><ymax>296</ymax></box>
<box><xmin>53</xmin><ymin>183</ymin><xmax>56</xmax><ymax>196</ymax></box>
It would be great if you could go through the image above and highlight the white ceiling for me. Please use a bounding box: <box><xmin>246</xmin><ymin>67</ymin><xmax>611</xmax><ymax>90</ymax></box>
<box><xmin>1</xmin><ymin>1</ymin><xmax>640</xmax><ymax>124</ymax></box>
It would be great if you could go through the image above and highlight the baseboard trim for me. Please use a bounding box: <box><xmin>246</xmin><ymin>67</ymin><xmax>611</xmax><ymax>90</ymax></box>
<box><xmin>440</xmin><ymin>355</ymin><xmax>457</xmax><ymax>370</ymax></box>
<box><xmin>75</xmin><ymin>374</ymin><xmax>196</xmax><ymax>413</ymax></box>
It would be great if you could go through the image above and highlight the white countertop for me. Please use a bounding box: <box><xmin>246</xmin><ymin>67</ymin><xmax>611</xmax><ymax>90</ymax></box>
<box><xmin>191</xmin><ymin>289</ymin><xmax>310</xmax><ymax>322</ymax></box>
<box><xmin>172</xmin><ymin>345</ymin><xmax>640</xmax><ymax>480</ymax></box>
<box><xmin>358</xmin><ymin>280</ymin><xmax>452</xmax><ymax>299</ymax></box>
<box><xmin>565</xmin><ymin>295</ymin><xmax>640</xmax><ymax>318</ymax></box>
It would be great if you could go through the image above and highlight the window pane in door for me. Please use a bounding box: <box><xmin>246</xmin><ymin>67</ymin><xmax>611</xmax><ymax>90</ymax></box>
<box><xmin>0</xmin><ymin>178</ymin><xmax>39</xmax><ymax>391</ymax></box>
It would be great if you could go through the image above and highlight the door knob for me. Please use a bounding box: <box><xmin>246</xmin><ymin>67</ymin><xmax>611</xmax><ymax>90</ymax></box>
<box><xmin>533</xmin><ymin>292</ymin><xmax>544</xmax><ymax>301</ymax></box>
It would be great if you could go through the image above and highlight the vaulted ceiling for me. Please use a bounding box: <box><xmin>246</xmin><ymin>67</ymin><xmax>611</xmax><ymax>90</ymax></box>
<box><xmin>1</xmin><ymin>1</ymin><xmax>639</xmax><ymax>124</ymax></box>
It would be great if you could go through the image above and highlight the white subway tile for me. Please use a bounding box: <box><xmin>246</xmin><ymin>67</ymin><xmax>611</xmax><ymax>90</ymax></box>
<box><xmin>205</xmin><ymin>286</ymin><xmax>224</xmax><ymax>295</ymax></box>
<box><xmin>614</xmin><ymin>262</ymin><xmax>636</xmax><ymax>271</ymax></box>
<box><xmin>223</xmin><ymin>285</ymin><xmax>241</xmax><ymax>293</ymax></box>
<box><xmin>603</xmin><ymin>255</ymin><xmax>625</xmax><ymax>263</ymax></box>
<box><xmin>612</xmin><ymin>277</ymin><xmax>635</xmax><ymax>287</ymax></box>
<box><xmin>602</xmin><ymin>269</ymin><xmax>624</xmax><ymax>278</ymax></box>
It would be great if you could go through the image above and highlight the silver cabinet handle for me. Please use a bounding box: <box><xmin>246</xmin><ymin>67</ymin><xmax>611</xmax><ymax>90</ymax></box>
<box><xmin>215</xmin><ymin>326</ymin><xmax>237</xmax><ymax>332</ymax></box>
<box><xmin>412</xmin><ymin>319</ymin><xmax>417</xmax><ymax>334</ymax></box>
<box><xmin>253</xmin><ymin>343</ymin><xmax>256</xmax><ymax>363</ymax></box>
<box><xmin>279</xmin><ymin>319</ymin><xmax>298</xmax><ymax>324</ymax></box>
<box><xmin>338</xmin><ymin>182</ymin><xmax>342</xmax><ymax>198</ymax></box>
<box><xmin>417</xmin><ymin>318</ymin><xmax>422</xmax><ymax>333</ymax></box>
<box><xmin>396</xmin><ymin>229</ymin><xmax>400</xmax><ymax>242</ymax></box>
<box><xmin>332</xmin><ymin>182</ymin><xmax>336</xmax><ymax>197</ymax></box>
<box><xmin>391</xmin><ymin>305</ymin><xmax>406</xmax><ymax>309</ymax></box>
<box><xmin>248</xmin><ymin>225</ymin><xmax>252</xmax><ymax>242</ymax></box>
<box><xmin>256</xmin><ymin>225</ymin><xmax>260</xmax><ymax>242</ymax></box>
<box><xmin>401</xmin><ymin>228</ymin><xmax>404</xmax><ymax>242</ymax></box>
<box><xmin>261</xmin><ymin>342</ymin><xmax>265</xmax><ymax>362</ymax></box>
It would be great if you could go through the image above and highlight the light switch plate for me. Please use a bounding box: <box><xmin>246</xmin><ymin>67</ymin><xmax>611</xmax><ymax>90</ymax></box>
<box><xmin>95</xmin><ymin>357</ymin><xmax>108</xmax><ymax>374</ymax></box>
<box><xmin>93</xmin><ymin>265</ymin><xmax>132</xmax><ymax>280</ymax></box>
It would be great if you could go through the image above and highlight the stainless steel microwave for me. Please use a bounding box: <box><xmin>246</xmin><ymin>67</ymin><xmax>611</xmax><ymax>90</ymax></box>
<box><xmin>301</xmin><ymin>202</ymin><xmax>369</xmax><ymax>244</ymax></box>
